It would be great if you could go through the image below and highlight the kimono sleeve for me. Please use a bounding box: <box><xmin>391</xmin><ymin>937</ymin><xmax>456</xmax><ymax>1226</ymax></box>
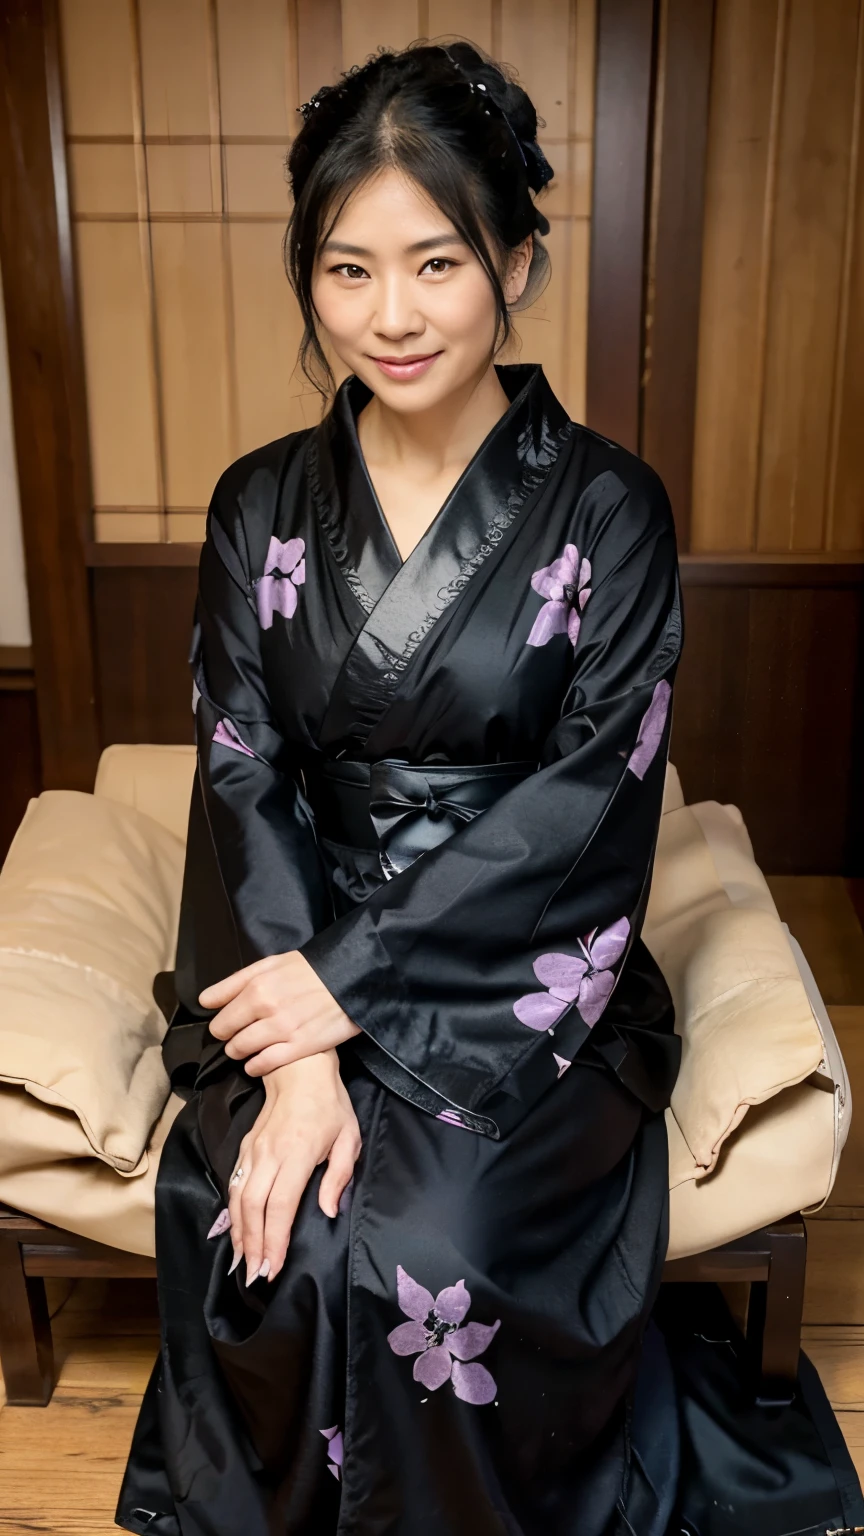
<box><xmin>165</xmin><ymin>470</ymin><xmax>332</xmax><ymax>1087</ymax></box>
<box><xmin>300</xmin><ymin>467</ymin><xmax>682</xmax><ymax>1137</ymax></box>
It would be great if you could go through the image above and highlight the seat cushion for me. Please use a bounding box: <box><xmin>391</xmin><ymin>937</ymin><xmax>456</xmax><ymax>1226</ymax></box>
<box><xmin>94</xmin><ymin>743</ymin><xmax>197</xmax><ymax>843</ymax></box>
<box><xmin>645</xmin><ymin>802</ymin><xmax>825</xmax><ymax>1181</ymax></box>
<box><xmin>0</xmin><ymin>791</ymin><xmax>184</xmax><ymax>1172</ymax></box>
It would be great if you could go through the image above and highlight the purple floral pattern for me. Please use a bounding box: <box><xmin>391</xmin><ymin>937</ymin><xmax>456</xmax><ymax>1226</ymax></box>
<box><xmin>553</xmin><ymin>1054</ymin><xmax>572</xmax><ymax>1079</ymax></box>
<box><xmin>627</xmin><ymin>680</ymin><xmax>672</xmax><ymax>780</ymax></box>
<box><xmin>526</xmin><ymin>543</ymin><xmax>591</xmax><ymax>649</ymax></box>
<box><xmin>212</xmin><ymin>718</ymin><xmax>255</xmax><ymax>757</ymax></box>
<box><xmin>256</xmin><ymin>536</ymin><xmax>306</xmax><ymax>629</ymax></box>
<box><xmin>320</xmin><ymin>1425</ymin><xmax>343</xmax><ymax>1482</ymax></box>
<box><xmin>513</xmin><ymin>917</ymin><xmax>630</xmax><ymax>1032</ymax></box>
<box><xmin>387</xmin><ymin>1266</ymin><xmax>499</xmax><ymax>1405</ymax></box>
<box><xmin>436</xmin><ymin>1109</ymin><xmax>480</xmax><ymax>1134</ymax></box>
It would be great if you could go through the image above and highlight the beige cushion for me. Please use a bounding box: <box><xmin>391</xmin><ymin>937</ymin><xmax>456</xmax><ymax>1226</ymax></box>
<box><xmin>0</xmin><ymin>1082</ymin><xmax>184</xmax><ymax>1256</ymax></box>
<box><xmin>94</xmin><ymin>743</ymin><xmax>197</xmax><ymax>843</ymax></box>
<box><xmin>0</xmin><ymin>791</ymin><xmax>184</xmax><ymax>1172</ymax></box>
<box><xmin>667</xmin><ymin>1081</ymin><xmax>836</xmax><ymax>1260</ymax></box>
<box><xmin>644</xmin><ymin>803</ymin><xmax>824</xmax><ymax>1181</ymax></box>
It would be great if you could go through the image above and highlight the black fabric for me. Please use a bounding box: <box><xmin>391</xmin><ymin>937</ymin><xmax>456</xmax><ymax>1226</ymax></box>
<box><xmin>117</xmin><ymin>364</ymin><xmax>859</xmax><ymax>1535</ymax></box>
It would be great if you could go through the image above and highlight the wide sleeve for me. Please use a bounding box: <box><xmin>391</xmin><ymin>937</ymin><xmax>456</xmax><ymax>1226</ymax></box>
<box><xmin>300</xmin><ymin>468</ymin><xmax>682</xmax><ymax>1137</ymax></box>
<box><xmin>164</xmin><ymin>470</ymin><xmax>333</xmax><ymax>1090</ymax></box>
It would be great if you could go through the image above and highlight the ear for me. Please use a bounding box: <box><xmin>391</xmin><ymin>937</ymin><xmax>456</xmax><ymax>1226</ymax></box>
<box><xmin>503</xmin><ymin>236</ymin><xmax>534</xmax><ymax>306</ymax></box>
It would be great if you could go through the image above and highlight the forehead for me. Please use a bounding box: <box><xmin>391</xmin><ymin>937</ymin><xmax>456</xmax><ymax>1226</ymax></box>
<box><xmin>321</xmin><ymin>168</ymin><xmax>461</xmax><ymax>250</ymax></box>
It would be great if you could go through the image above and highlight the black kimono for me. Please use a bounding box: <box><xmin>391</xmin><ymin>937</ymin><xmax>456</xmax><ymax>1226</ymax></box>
<box><xmin>117</xmin><ymin>364</ymin><xmax>863</xmax><ymax>1536</ymax></box>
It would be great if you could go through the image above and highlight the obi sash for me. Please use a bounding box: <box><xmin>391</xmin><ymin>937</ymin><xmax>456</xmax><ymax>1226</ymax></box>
<box><xmin>303</xmin><ymin>757</ymin><xmax>538</xmax><ymax>878</ymax></box>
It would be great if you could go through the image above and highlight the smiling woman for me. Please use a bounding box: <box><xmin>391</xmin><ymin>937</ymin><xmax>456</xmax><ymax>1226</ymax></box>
<box><xmin>115</xmin><ymin>36</ymin><xmax>863</xmax><ymax>1536</ymax></box>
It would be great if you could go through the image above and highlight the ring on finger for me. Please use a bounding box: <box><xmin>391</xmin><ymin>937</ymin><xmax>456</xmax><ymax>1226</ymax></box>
<box><xmin>229</xmin><ymin>1165</ymin><xmax>245</xmax><ymax>1186</ymax></box>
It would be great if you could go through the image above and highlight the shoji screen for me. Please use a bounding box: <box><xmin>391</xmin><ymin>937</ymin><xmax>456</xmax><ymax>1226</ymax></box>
<box><xmin>58</xmin><ymin>0</ymin><xmax>596</xmax><ymax>546</ymax></box>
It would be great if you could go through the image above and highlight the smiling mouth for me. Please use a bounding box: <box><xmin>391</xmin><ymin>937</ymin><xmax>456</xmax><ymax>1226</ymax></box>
<box><xmin>370</xmin><ymin>351</ymin><xmax>443</xmax><ymax>380</ymax></box>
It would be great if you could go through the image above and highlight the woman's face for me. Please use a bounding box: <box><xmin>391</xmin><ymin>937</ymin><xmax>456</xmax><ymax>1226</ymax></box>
<box><xmin>311</xmin><ymin>167</ymin><xmax>532</xmax><ymax>414</ymax></box>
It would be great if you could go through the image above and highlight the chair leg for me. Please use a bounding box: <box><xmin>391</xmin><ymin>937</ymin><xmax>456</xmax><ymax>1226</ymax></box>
<box><xmin>0</xmin><ymin>1231</ymin><xmax>55</xmax><ymax>1405</ymax></box>
<box><xmin>747</xmin><ymin>1218</ymin><xmax>807</xmax><ymax>1406</ymax></box>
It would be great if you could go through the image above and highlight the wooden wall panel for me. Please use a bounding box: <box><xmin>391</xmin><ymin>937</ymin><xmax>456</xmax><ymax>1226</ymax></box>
<box><xmin>340</xmin><ymin>1</ymin><xmax>420</xmax><ymax>65</ymax></box>
<box><xmin>672</xmin><ymin>567</ymin><xmax>864</xmax><ymax>874</ymax></box>
<box><xmin>427</xmin><ymin>1</ymin><xmax>494</xmax><ymax>50</ymax></box>
<box><xmin>216</xmin><ymin>0</ymin><xmax>299</xmax><ymax>138</ymax></box>
<box><xmin>829</xmin><ymin>14</ymin><xmax>864</xmax><ymax>552</ymax></box>
<box><xmin>692</xmin><ymin>0</ymin><xmax>864</xmax><ymax>554</ymax></box>
<box><xmin>756</xmin><ymin>0</ymin><xmax>861</xmax><ymax>552</ymax></box>
<box><xmin>229</xmin><ymin>222</ymin><xmax>309</xmax><ymax>452</ymax></box>
<box><xmin>73</xmin><ymin>223</ymin><xmax>162</xmax><ymax>509</ymax></box>
<box><xmin>151</xmin><ymin>222</ymin><xmax>234</xmax><ymax>508</ymax></box>
<box><xmin>0</xmin><ymin>686</ymin><xmax>41</xmax><ymax>866</ymax></box>
<box><xmin>58</xmin><ymin>0</ymin><xmax>597</xmax><ymax>544</ymax></box>
<box><xmin>92</xmin><ymin>568</ymin><xmax>199</xmax><ymax>746</ymax></box>
<box><xmin>138</xmin><ymin>0</ymin><xmax>214</xmax><ymax>140</ymax></box>
<box><xmin>58</xmin><ymin>0</ymin><xmax>135</xmax><ymax>136</ymax></box>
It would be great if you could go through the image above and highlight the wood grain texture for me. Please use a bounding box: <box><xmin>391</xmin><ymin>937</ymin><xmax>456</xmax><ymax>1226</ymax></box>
<box><xmin>0</xmin><ymin>0</ymin><xmax>100</xmax><ymax>789</ymax></box>
<box><xmin>829</xmin><ymin>7</ymin><xmax>864</xmax><ymax>551</ymax></box>
<box><xmin>690</xmin><ymin>0</ymin><xmax>783</xmax><ymax>552</ymax></box>
<box><xmin>92</xmin><ymin>566</ymin><xmax>199</xmax><ymax>744</ymax></box>
<box><xmin>586</xmin><ymin>0</ymin><xmax>656</xmax><ymax>450</ymax></box>
<box><xmin>641</xmin><ymin>0</ymin><xmax>715</xmax><ymax>546</ymax></box>
<box><xmin>0</xmin><ymin>690</ymin><xmax>41</xmax><ymax>866</ymax></box>
<box><xmin>671</xmin><ymin>576</ymin><xmax>864</xmax><ymax>873</ymax></box>
<box><xmin>756</xmin><ymin>0</ymin><xmax>862</xmax><ymax>552</ymax></box>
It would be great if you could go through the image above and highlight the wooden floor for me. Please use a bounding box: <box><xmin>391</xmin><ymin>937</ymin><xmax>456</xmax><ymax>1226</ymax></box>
<box><xmin>0</xmin><ymin>876</ymin><xmax>863</xmax><ymax>1533</ymax></box>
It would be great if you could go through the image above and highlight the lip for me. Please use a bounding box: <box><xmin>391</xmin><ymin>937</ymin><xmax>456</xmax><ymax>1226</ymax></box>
<box><xmin>370</xmin><ymin>351</ymin><xmax>442</xmax><ymax>381</ymax></box>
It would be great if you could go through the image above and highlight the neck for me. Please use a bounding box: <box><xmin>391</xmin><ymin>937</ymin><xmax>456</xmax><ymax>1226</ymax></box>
<box><xmin>356</xmin><ymin>361</ymin><xmax>512</xmax><ymax>475</ymax></box>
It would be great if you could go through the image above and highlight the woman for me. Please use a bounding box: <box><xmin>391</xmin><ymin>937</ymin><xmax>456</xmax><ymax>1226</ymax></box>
<box><xmin>117</xmin><ymin>41</ymin><xmax>862</xmax><ymax>1536</ymax></box>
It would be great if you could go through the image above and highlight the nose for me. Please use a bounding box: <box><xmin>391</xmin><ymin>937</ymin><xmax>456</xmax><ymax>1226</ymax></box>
<box><xmin>371</xmin><ymin>270</ymin><xmax>424</xmax><ymax>343</ymax></box>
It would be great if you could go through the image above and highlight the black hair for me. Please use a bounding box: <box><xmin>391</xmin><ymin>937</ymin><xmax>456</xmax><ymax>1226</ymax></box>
<box><xmin>284</xmin><ymin>39</ymin><xmax>555</xmax><ymax>394</ymax></box>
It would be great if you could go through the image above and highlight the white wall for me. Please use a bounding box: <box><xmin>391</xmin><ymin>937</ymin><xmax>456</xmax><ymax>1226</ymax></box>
<box><xmin>0</xmin><ymin>259</ymin><xmax>31</xmax><ymax>648</ymax></box>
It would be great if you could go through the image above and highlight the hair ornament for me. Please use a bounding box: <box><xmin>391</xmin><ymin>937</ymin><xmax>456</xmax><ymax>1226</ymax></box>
<box><xmin>443</xmin><ymin>51</ymin><xmax>554</xmax><ymax>196</ymax></box>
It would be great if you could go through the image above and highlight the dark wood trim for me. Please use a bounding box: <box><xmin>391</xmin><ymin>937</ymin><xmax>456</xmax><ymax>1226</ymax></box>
<box><xmin>0</xmin><ymin>644</ymin><xmax>34</xmax><ymax>671</ymax></box>
<box><xmin>586</xmin><ymin>0</ymin><xmax>659</xmax><ymax>453</ymax></box>
<box><xmin>0</xmin><ymin>0</ymin><xmax>99</xmax><ymax>789</ymax></box>
<box><xmin>86</xmin><ymin>541</ymin><xmax>203</xmax><ymax>567</ymax></box>
<box><xmin>679</xmin><ymin>556</ymin><xmax>864</xmax><ymax>588</ymax></box>
<box><xmin>641</xmin><ymin>0</ymin><xmax>716</xmax><ymax>548</ymax></box>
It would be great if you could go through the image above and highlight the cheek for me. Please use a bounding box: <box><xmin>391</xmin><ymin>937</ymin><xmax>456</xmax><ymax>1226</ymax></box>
<box><xmin>430</xmin><ymin>272</ymin><xmax>499</xmax><ymax>345</ymax></box>
<box><xmin>311</xmin><ymin>282</ymin><xmax>366</xmax><ymax>344</ymax></box>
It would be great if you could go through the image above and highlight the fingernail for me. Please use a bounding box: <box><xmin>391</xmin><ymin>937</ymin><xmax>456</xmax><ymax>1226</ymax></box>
<box><xmin>258</xmin><ymin>1259</ymin><xmax>271</xmax><ymax>1279</ymax></box>
<box><xmin>245</xmin><ymin>1265</ymin><xmax>260</xmax><ymax>1287</ymax></box>
<box><xmin>207</xmin><ymin>1208</ymin><xmax>231</xmax><ymax>1239</ymax></box>
<box><xmin>228</xmin><ymin>1251</ymin><xmax>242</xmax><ymax>1275</ymax></box>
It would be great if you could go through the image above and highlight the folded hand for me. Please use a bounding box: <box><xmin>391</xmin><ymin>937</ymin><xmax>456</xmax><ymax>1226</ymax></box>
<box><xmin>201</xmin><ymin>951</ymin><xmax>360</xmax><ymax>1076</ymax></box>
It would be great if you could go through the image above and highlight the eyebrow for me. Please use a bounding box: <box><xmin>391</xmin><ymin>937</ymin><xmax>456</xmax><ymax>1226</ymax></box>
<box><xmin>320</xmin><ymin>233</ymin><xmax>466</xmax><ymax>258</ymax></box>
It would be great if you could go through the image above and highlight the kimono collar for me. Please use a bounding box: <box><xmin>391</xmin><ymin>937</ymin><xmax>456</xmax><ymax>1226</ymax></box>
<box><xmin>308</xmin><ymin>362</ymin><xmax>571</xmax><ymax>612</ymax></box>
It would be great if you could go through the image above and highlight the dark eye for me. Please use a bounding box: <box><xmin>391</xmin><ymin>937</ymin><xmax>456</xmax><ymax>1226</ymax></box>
<box><xmin>334</xmin><ymin>264</ymin><xmax>368</xmax><ymax>280</ymax></box>
<box><xmin>423</xmin><ymin>258</ymin><xmax>454</xmax><ymax>275</ymax></box>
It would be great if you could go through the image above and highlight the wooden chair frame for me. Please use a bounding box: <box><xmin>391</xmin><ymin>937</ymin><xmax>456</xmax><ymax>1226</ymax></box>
<box><xmin>0</xmin><ymin>1203</ymin><xmax>806</xmax><ymax>1409</ymax></box>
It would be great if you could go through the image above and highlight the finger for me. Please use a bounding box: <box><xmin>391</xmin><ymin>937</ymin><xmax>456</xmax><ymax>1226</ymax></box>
<box><xmin>227</xmin><ymin>1152</ymin><xmax>250</xmax><ymax>1271</ymax></box>
<box><xmin>199</xmin><ymin>953</ymin><xmax>284</xmax><ymax>1011</ymax></box>
<box><xmin>319</xmin><ymin>1125</ymin><xmax>362</xmax><ymax>1220</ymax></box>
<box><xmin>243</xmin><ymin>1042</ymin><xmax>299</xmax><ymax>1077</ymax></box>
<box><xmin>208</xmin><ymin>987</ymin><xmax>269</xmax><ymax>1042</ymax></box>
<box><xmin>239</xmin><ymin>1157</ymin><xmax>280</xmax><ymax>1285</ymax></box>
<box><xmin>262</xmin><ymin>1158</ymin><xmax>316</xmax><ymax>1282</ymax></box>
<box><xmin>223</xmin><ymin>1020</ymin><xmax>285</xmax><ymax>1061</ymax></box>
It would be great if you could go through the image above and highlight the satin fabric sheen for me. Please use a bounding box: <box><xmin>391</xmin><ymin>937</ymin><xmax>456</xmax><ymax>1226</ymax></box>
<box><xmin>117</xmin><ymin>365</ymin><xmax>862</xmax><ymax>1536</ymax></box>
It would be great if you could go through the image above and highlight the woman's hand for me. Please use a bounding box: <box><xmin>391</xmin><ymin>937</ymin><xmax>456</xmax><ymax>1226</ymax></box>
<box><xmin>201</xmin><ymin>951</ymin><xmax>360</xmax><ymax>1076</ymax></box>
<box><xmin>225</xmin><ymin>1051</ymin><xmax>361</xmax><ymax>1285</ymax></box>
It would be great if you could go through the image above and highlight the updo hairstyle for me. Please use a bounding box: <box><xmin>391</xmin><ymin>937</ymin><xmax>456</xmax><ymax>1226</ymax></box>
<box><xmin>284</xmin><ymin>40</ymin><xmax>555</xmax><ymax>393</ymax></box>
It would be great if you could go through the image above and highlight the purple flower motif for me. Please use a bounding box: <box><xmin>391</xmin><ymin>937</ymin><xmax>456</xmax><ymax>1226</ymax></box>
<box><xmin>256</xmin><ymin>535</ymin><xmax>306</xmax><ymax>629</ymax></box>
<box><xmin>212</xmin><ymin>718</ymin><xmax>255</xmax><ymax>757</ymax></box>
<box><xmin>526</xmin><ymin>544</ymin><xmax>591</xmax><ymax>649</ymax></box>
<box><xmin>320</xmin><ymin>1425</ymin><xmax>343</xmax><ymax>1481</ymax></box>
<box><xmin>627</xmin><ymin>680</ymin><xmax>672</xmax><ymax>781</ymax></box>
<box><xmin>206</xmin><ymin>1207</ymin><xmax>231</xmax><ymax>1239</ymax></box>
<box><xmin>436</xmin><ymin>1110</ymin><xmax>480</xmax><ymax>1134</ymax></box>
<box><xmin>553</xmin><ymin>1054</ymin><xmax>571</xmax><ymax>1079</ymax></box>
<box><xmin>387</xmin><ymin>1266</ymin><xmax>499</xmax><ymax>1405</ymax></box>
<box><xmin>513</xmin><ymin>917</ymin><xmax>630</xmax><ymax>1032</ymax></box>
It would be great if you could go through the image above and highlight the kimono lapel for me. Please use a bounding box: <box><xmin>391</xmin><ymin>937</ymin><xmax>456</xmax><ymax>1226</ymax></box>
<box><xmin>311</xmin><ymin>363</ymin><xmax>574</xmax><ymax>751</ymax></box>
